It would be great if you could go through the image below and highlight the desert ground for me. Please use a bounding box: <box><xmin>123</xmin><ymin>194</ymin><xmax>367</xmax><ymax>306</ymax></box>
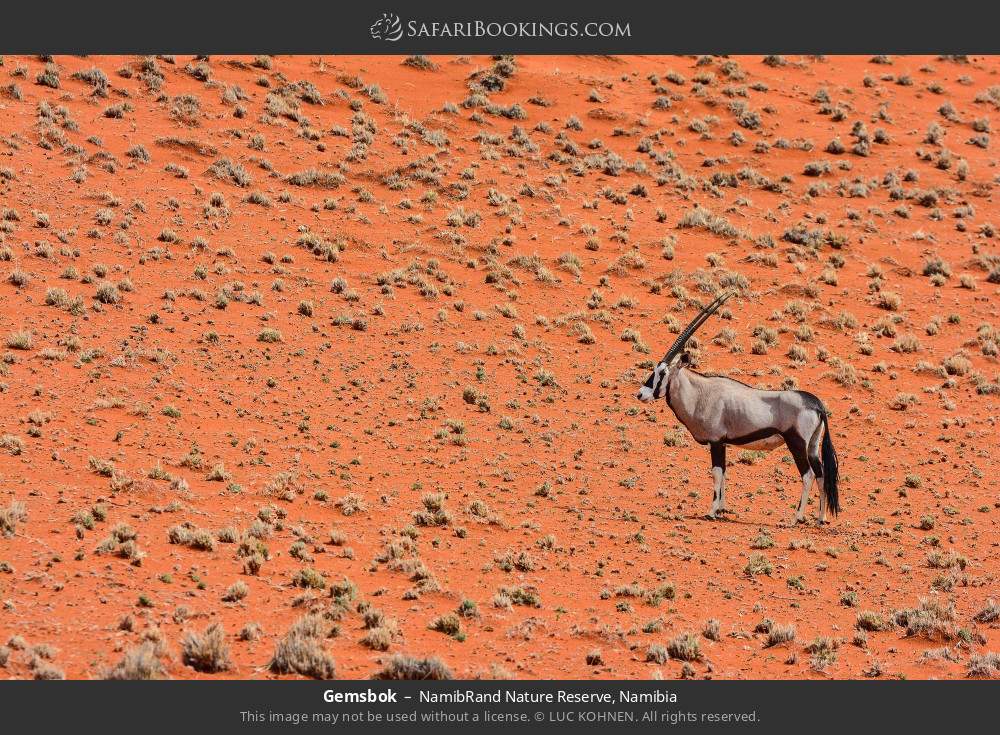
<box><xmin>0</xmin><ymin>54</ymin><xmax>998</xmax><ymax>680</ymax></box>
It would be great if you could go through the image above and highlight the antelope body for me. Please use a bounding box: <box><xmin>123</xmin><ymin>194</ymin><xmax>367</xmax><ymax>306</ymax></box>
<box><xmin>638</xmin><ymin>292</ymin><xmax>840</xmax><ymax>524</ymax></box>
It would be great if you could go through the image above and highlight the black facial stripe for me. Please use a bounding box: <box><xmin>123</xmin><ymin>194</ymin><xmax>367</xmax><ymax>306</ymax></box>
<box><xmin>653</xmin><ymin>372</ymin><xmax>663</xmax><ymax>395</ymax></box>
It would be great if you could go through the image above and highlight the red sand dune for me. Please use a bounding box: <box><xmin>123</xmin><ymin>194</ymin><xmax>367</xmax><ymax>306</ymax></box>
<box><xmin>0</xmin><ymin>53</ymin><xmax>998</xmax><ymax>680</ymax></box>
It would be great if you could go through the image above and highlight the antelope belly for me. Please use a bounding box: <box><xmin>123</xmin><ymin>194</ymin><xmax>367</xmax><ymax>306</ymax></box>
<box><xmin>731</xmin><ymin>435</ymin><xmax>784</xmax><ymax>451</ymax></box>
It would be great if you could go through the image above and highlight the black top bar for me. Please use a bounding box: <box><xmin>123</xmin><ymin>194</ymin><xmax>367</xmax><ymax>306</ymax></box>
<box><xmin>0</xmin><ymin>0</ymin><xmax>997</xmax><ymax>54</ymax></box>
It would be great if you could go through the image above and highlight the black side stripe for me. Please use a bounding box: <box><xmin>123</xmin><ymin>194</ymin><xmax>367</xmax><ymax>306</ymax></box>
<box><xmin>721</xmin><ymin>428</ymin><xmax>783</xmax><ymax>446</ymax></box>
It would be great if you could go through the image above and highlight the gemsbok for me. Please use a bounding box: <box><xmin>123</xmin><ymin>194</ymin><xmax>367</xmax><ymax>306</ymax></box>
<box><xmin>637</xmin><ymin>291</ymin><xmax>839</xmax><ymax>524</ymax></box>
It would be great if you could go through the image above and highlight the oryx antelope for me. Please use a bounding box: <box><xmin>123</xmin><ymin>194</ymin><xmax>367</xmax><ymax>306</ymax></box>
<box><xmin>637</xmin><ymin>291</ymin><xmax>839</xmax><ymax>524</ymax></box>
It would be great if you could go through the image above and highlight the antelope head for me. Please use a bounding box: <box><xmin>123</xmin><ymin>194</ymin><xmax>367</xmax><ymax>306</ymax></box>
<box><xmin>637</xmin><ymin>290</ymin><xmax>734</xmax><ymax>402</ymax></box>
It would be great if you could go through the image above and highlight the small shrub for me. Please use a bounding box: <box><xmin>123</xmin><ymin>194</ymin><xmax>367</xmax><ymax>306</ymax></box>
<box><xmin>646</xmin><ymin>644</ymin><xmax>669</xmax><ymax>664</ymax></box>
<box><xmin>429</xmin><ymin>614</ymin><xmax>461</xmax><ymax>637</ymax></box>
<box><xmin>373</xmin><ymin>654</ymin><xmax>452</xmax><ymax>680</ymax></box>
<box><xmin>291</xmin><ymin>567</ymin><xmax>326</xmax><ymax>590</ymax></box>
<box><xmin>967</xmin><ymin>652</ymin><xmax>1000</xmax><ymax>678</ymax></box>
<box><xmin>856</xmin><ymin>611</ymin><xmax>891</xmax><ymax>632</ymax></box>
<box><xmin>222</xmin><ymin>581</ymin><xmax>249</xmax><ymax>602</ymax></box>
<box><xmin>894</xmin><ymin>598</ymin><xmax>957</xmax><ymax>640</ymax></box>
<box><xmin>104</xmin><ymin>642</ymin><xmax>166</xmax><ymax>680</ymax></box>
<box><xmin>181</xmin><ymin>623</ymin><xmax>232</xmax><ymax>673</ymax></box>
<box><xmin>667</xmin><ymin>632</ymin><xmax>702</xmax><ymax>661</ymax></box>
<box><xmin>6</xmin><ymin>331</ymin><xmax>32</xmax><ymax>350</ymax></box>
<box><xmin>764</xmin><ymin>623</ymin><xmax>796</xmax><ymax>648</ymax></box>
<box><xmin>805</xmin><ymin>637</ymin><xmax>839</xmax><ymax>671</ymax></box>
<box><xmin>973</xmin><ymin>600</ymin><xmax>1000</xmax><ymax>624</ymax></box>
<box><xmin>360</xmin><ymin>627</ymin><xmax>393</xmax><ymax>651</ymax></box>
<box><xmin>270</xmin><ymin>615</ymin><xmax>337</xmax><ymax>679</ymax></box>
<box><xmin>744</xmin><ymin>553</ymin><xmax>773</xmax><ymax>576</ymax></box>
<box><xmin>0</xmin><ymin>500</ymin><xmax>27</xmax><ymax>537</ymax></box>
<box><xmin>95</xmin><ymin>282</ymin><xmax>121</xmax><ymax>304</ymax></box>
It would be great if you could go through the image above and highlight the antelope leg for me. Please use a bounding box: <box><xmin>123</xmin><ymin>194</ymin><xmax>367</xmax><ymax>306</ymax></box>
<box><xmin>708</xmin><ymin>443</ymin><xmax>726</xmax><ymax>519</ymax></box>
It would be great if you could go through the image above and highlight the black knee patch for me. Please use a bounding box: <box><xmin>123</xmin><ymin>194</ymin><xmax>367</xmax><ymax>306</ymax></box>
<box><xmin>710</xmin><ymin>443</ymin><xmax>726</xmax><ymax>471</ymax></box>
<box><xmin>784</xmin><ymin>433</ymin><xmax>811</xmax><ymax>476</ymax></box>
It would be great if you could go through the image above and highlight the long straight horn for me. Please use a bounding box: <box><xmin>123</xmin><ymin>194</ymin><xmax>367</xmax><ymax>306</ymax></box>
<box><xmin>662</xmin><ymin>290</ymin><xmax>734</xmax><ymax>363</ymax></box>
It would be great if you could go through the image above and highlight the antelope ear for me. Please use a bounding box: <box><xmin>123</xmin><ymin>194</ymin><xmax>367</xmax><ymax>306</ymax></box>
<box><xmin>678</xmin><ymin>352</ymin><xmax>692</xmax><ymax>365</ymax></box>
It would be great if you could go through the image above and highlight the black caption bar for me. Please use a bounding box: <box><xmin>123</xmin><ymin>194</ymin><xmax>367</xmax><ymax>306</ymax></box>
<box><xmin>0</xmin><ymin>0</ymin><xmax>998</xmax><ymax>54</ymax></box>
<box><xmin>0</xmin><ymin>680</ymin><xmax>993</xmax><ymax>733</ymax></box>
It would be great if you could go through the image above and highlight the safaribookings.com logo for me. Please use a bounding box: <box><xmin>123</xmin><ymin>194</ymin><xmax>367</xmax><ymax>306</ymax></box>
<box><xmin>369</xmin><ymin>13</ymin><xmax>631</xmax><ymax>42</ymax></box>
<box><xmin>370</xmin><ymin>13</ymin><xmax>404</xmax><ymax>42</ymax></box>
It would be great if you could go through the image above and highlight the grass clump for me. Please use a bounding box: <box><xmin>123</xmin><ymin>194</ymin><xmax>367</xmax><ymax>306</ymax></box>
<box><xmin>104</xmin><ymin>642</ymin><xmax>167</xmax><ymax>680</ymax></box>
<box><xmin>291</xmin><ymin>567</ymin><xmax>326</xmax><ymax>590</ymax></box>
<box><xmin>209</xmin><ymin>157</ymin><xmax>251</xmax><ymax>187</ymax></box>
<box><xmin>6</xmin><ymin>331</ymin><xmax>32</xmax><ymax>350</ymax></box>
<box><xmin>973</xmin><ymin>600</ymin><xmax>1000</xmax><ymax>624</ymax></box>
<box><xmin>894</xmin><ymin>598</ymin><xmax>958</xmax><ymax>640</ymax></box>
<box><xmin>646</xmin><ymin>644</ymin><xmax>669</xmax><ymax>664</ymax></box>
<box><xmin>667</xmin><ymin>632</ymin><xmax>702</xmax><ymax>661</ymax></box>
<box><xmin>360</xmin><ymin>626</ymin><xmax>394</xmax><ymax>652</ymax></box>
<box><xmin>804</xmin><ymin>637</ymin><xmax>839</xmax><ymax>671</ymax></box>
<box><xmin>967</xmin><ymin>652</ymin><xmax>1000</xmax><ymax>678</ymax></box>
<box><xmin>0</xmin><ymin>500</ymin><xmax>27</xmax><ymax>537</ymax></box>
<box><xmin>95</xmin><ymin>282</ymin><xmax>121</xmax><ymax>304</ymax></box>
<box><xmin>413</xmin><ymin>493</ymin><xmax>451</xmax><ymax>527</ymax></box>
<box><xmin>373</xmin><ymin>654</ymin><xmax>452</xmax><ymax>680</ymax></box>
<box><xmin>222</xmin><ymin>581</ymin><xmax>249</xmax><ymax>602</ymax></box>
<box><xmin>744</xmin><ymin>553</ymin><xmax>773</xmax><ymax>576</ymax></box>
<box><xmin>429</xmin><ymin>613</ymin><xmax>461</xmax><ymax>637</ymax></box>
<box><xmin>181</xmin><ymin>623</ymin><xmax>232</xmax><ymax>673</ymax></box>
<box><xmin>167</xmin><ymin>524</ymin><xmax>216</xmax><ymax>551</ymax></box>
<box><xmin>855</xmin><ymin>611</ymin><xmax>892</xmax><ymax>632</ymax></box>
<box><xmin>764</xmin><ymin>623</ymin><xmax>797</xmax><ymax>648</ymax></box>
<box><xmin>270</xmin><ymin>616</ymin><xmax>337</xmax><ymax>679</ymax></box>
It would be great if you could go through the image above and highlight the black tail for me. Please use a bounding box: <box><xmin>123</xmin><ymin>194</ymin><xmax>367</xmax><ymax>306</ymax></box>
<box><xmin>820</xmin><ymin>413</ymin><xmax>839</xmax><ymax>516</ymax></box>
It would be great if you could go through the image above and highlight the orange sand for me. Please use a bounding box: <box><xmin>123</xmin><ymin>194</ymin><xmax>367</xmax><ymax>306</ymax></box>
<box><xmin>0</xmin><ymin>54</ymin><xmax>997</xmax><ymax>680</ymax></box>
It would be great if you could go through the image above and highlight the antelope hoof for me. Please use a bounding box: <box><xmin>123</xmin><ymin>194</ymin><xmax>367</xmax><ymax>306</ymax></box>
<box><xmin>793</xmin><ymin>514</ymin><xmax>806</xmax><ymax>525</ymax></box>
<box><xmin>705</xmin><ymin>512</ymin><xmax>719</xmax><ymax>521</ymax></box>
